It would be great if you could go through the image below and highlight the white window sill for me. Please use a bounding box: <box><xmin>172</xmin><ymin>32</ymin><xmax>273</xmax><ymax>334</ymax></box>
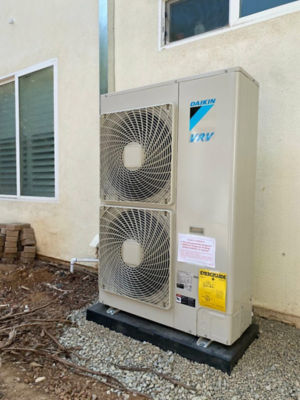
<box><xmin>0</xmin><ymin>195</ymin><xmax>58</xmax><ymax>203</ymax></box>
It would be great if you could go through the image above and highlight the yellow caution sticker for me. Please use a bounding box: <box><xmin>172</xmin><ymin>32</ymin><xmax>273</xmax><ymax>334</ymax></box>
<box><xmin>198</xmin><ymin>269</ymin><xmax>227</xmax><ymax>312</ymax></box>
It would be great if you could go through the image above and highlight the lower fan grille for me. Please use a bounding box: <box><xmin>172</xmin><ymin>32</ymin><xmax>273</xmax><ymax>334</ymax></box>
<box><xmin>99</xmin><ymin>207</ymin><xmax>171</xmax><ymax>308</ymax></box>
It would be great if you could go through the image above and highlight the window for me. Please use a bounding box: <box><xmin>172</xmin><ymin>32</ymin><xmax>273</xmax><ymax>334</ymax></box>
<box><xmin>240</xmin><ymin>0</ymin><xmax>298</xmax><ymax>17</ymax></box>
<box><xmin>0</xmin><ymin>61</ymin><xmax>57</xmax><ymax>199</ymax></box>
<box><xmin>0</xmin><ymin>81</ymin><xmax>16</xmax><ymax>195</ymax></box>
<box><xmin>162</xmin><ymin>0</ymin><xmax>300</xmax><ymax>46</ymax></box>
<box><xmin>166</xmin><ymin>0</ymin><xmax>229</xmax><ymax>42</ymax></box>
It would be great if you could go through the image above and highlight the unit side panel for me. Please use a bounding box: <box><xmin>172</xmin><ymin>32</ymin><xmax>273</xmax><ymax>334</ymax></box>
<box><xmin>232</xmin><ymin>74</ymin><xmax>259</xmax><ymax>333</ymax></box>
<box><xmin>174</xmin><ymin>73</ymin><xmax>237</xmax><ymax>337</ymax></box>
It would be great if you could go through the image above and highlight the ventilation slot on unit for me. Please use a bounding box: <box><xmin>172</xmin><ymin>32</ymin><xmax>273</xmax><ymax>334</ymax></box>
<box><xmin>99</xmin><ymin>207</ymin><xmax>171</xmax><ymax>308</ymax></box>
<box><xmin>100</xmin><ymin>105</ymin><xmax>173</xmax><ymax>204</ymax></box>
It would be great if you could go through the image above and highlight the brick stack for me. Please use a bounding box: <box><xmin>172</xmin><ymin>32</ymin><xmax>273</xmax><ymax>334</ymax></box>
<box><xmin>0</xmin><ymin>223</ymin><xmax>36</xmax><ymax>264</ymax></box>
<box><xmin>20</xmin><ymin>227</ymin><xmax>36</xmax><ymax>263</ymax></box>
<box><xmin>4</xmin><ymin>227</ymin><xmax>19</xmax><ymax>262</ymax></box>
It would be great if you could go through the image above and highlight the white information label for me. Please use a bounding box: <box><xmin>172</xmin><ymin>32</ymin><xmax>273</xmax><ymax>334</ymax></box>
<box><xmin>177</xmin><ymin>271</ymin><xmax>193</xmax><ymax>292</ymax></box>
<box><xmin>178</xmin><ymin>234</ymin><xmax>216</xmax><ymax>268</ymax></box>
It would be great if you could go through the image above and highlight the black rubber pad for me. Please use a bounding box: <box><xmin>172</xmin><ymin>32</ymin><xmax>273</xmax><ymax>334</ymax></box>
<box><xmin>87</xmin><ymin>303</ymin><xmax>259</xmax><ymax>374</ymax></box>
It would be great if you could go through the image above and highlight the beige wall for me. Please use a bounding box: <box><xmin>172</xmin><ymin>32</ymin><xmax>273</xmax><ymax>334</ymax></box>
<box><xmin>114</xmin><ymin>0</ymin><xmax>300</xmax><ymax>318</ymax></box>
<box><xmin>0</xmin><ymin>0</ymin><xmax>99</xmax><ymax>261</ymax></box>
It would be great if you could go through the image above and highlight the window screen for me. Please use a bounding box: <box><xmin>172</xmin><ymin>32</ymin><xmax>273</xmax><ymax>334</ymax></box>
<box><xmin>240</xmin><ymin>0</ymin><xmax>298</xmax><ymax>17</ymax></box>
<box><xmin>167</xmin><ymin>0</ymin><xmax>229</xmax><ymax>43</ymax></box>
<box><xmin>0</xmin><ymin>81</ymin><xmax>17</xmax><ymax>195</ymax></box>
<box><xmin>19</xmin><ymin>67</ymin><xmax>55</xmax><ymax>197</ymax></box>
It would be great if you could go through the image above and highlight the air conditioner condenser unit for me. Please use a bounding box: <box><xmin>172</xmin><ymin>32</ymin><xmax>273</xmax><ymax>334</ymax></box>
<box><xmin>99</xmin><ymin>68</ymin><xmax>259</xmax><ymax>346</ymax></box>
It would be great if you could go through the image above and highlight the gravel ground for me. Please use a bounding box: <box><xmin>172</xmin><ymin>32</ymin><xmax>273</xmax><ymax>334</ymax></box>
<box><xmin>60</xmin><ymin>311</ymin><xmax>300</xmax><ymax>400</ymax></box>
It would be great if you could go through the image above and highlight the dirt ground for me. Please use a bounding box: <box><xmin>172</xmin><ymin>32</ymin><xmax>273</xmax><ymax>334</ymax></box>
<box><xmin>0</xmin><ymin>261</ymin><xmax>145</xmax><ymax>400</ymax></box>
<box><xmin>0</xmin><ymin>364</ymin><xmax>55</xmax><ymax>400</ymax></box>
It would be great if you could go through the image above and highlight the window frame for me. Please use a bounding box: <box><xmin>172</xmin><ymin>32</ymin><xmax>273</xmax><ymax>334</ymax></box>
<box><xmin>0</xmin><ymin>59</ymin><xmax>58</xmax><ymax>202</ymax></box>
<box><xmin>159</xmin><ymin>0</ymin><xmax>300</xmax><ymax>48</ymax></box>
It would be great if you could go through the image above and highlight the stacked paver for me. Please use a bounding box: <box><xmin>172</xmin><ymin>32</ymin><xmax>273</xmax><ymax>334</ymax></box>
<box><xmin>20</xmin><ymin>227</ymin><xmax>37</xmax><ymax>263</ymax></box>
<box><xmin>0</xmin><ymin>223</ymin><xmax>36</xmax><ymax>263</ymax></box>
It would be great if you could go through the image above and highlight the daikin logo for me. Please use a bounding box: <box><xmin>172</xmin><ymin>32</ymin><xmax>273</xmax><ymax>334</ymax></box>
<box><xmin>189</xmin><ymin>98</ymin><xmax>216</xmax><ymax>143</ymax></box>
<box><xmin>189</xmin><ymin>98</ymin><xmax>216</xmax><ymax>131</ymax></box>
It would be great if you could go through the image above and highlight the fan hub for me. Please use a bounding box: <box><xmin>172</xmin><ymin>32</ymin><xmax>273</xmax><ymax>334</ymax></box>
<box><xmin>122</xmin><ymin>142</ymin><xmax>145</xmax><ymax>171</ymax></box>
<box><xmin>121</xmin><ymin>239</ymin><xmax>144</xmax><ymax>268</ymax></box>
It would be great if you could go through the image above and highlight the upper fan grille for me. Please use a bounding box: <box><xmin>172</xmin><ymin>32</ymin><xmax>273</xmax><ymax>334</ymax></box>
<box><xmin>99</xmin><ymin>207</ymin><xmax>171</xmax><ymax>308</ymax></box>
<box><xmin>100</xmin><ymin>104</ymin><xmax>173</xmax><ymax>204</ymax></box>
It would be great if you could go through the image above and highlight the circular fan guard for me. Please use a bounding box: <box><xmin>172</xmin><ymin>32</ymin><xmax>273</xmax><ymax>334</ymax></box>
<box><xmin>100</xmin><ymin>208</ymin><xmax>170</xmax><ymax>308</ymax></box>
<box><xmin>101</xmin><ymin>105</ymin><xmax>173</xmax><ymax>203</ymax></box>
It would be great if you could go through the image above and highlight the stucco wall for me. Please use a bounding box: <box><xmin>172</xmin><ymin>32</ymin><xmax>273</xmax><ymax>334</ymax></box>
<box><xmin>114</xmin><ymin>0</ymin><xmax>300</xmax><ymax>318</ymax></box>
<box><xmin>0</xmin><ymin>0</ymin><xmax>99</xmax><ymax>261</ymax></box>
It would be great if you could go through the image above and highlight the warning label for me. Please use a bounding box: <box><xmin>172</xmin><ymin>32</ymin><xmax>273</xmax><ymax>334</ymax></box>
<box><xmin>178</xmin><ymin>234</ymin><xmax>215</xmax><ymax>268</ymax></box>
<box><xmin>198</xmin><ymin>269</ymin><xmax>227</xmax><ymax>312</ymax></box>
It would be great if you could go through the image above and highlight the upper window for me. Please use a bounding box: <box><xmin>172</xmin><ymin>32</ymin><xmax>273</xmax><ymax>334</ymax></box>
<box><xmin>240</xmin><ymin>0</ymin><xmax>298</xmax><ymax>17</ymax></box>
<box><xmin>162</xmin><ymin>0</ymin><xmax>300</xmax><ymax>45</ymax></box>
<box><xmin>166</xmin><ymin>0</ymin><xmax>229</xmax><ymax>42</ymax></box>
<box><xmin>0</xmin><ymin>62</ymin><xmax>56</xmax><ymax>199</ymax></box>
